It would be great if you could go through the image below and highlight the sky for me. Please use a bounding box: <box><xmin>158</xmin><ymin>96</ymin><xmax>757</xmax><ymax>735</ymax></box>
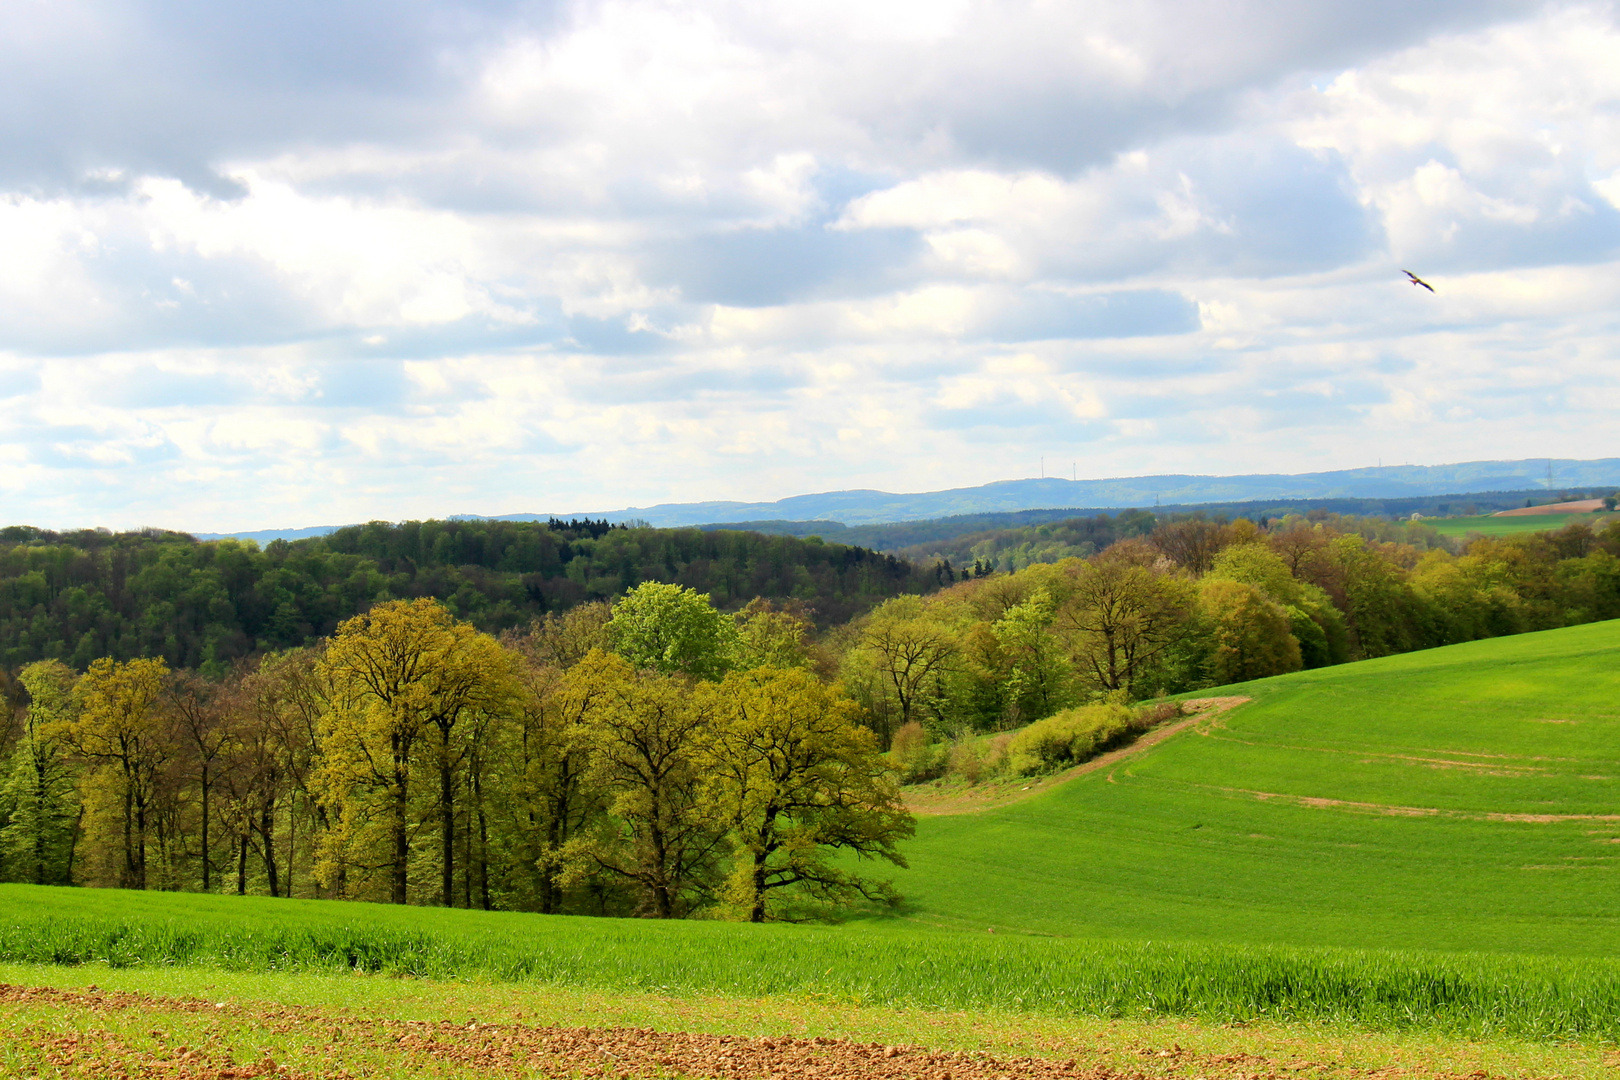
<box><xmin>3</xmin><ymin>0</ymin><xmax>1619</xmax><ymax>531</ymax></box>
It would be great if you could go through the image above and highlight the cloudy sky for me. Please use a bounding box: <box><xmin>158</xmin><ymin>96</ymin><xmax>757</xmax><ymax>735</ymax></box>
<box><xmin>3</xmin><ymin>0</ymin><xmax>1618</xmax><ymax>530</ymax></box>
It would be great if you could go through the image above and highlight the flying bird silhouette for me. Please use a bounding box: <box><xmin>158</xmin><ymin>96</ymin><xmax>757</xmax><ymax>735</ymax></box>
<box><xmin>1404</xmin><ymin>270</ymin><xmax>1435</xmax><ymax>293</ymax></box>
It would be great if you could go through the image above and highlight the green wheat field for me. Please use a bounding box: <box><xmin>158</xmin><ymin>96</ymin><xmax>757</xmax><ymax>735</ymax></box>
<box><xmin>5</xmin><ymin>619</ymin><xmax>1620</xmax><ymax>1045</ymax></box>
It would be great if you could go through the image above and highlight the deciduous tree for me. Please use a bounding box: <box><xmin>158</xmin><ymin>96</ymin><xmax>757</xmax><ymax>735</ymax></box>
<box><xmin>567</xmin><ymin>651</ymin><xmax>724</xmax><ymax>918</ymax></box>
<box><xmin>1</xmin><ymin>661</ymin><xmax>81</xmax><ymax>885</ymax></box>
<box><xmin>315</xmin><ymin>599</ymin><xmax>515</xmax><ymax>906</ymax></box>
<box><xmin>1057</xmin><ymin>559</ymin><xmax>1197</xmax><ymax>697</ymax></box>
<box><xmin>606</xmin><ymin>583</ymin><xmax>738</xmax><ymax>680</ymax></box>
<box><xmin>702</xmin><ymin>668</ymin><xmax>911</xmax><ymax>922</ymax></box>
<box><xmin>1199</xmin><ymin>579</ymin><xmax>1303</xmax><ymax>684</ymax></box>
<box><xmin>63</xmin><ymin>656</ymin><xmax>173</xmax><ymax>889</ymax></box>
<box><xmin>843</xmin><ymin>596</ymin><xmax>957</xmax><ymax>742</ymax></box>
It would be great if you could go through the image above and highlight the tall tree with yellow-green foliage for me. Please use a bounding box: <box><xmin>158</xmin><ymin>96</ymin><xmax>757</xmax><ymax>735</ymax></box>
<box><xmin>702</xmin><ymin>667</ymin><xmax>911</xmax><ymax>922</ymax></box>
<box><xmin>314</xmin><ymin>598</ymin><xmax>517</xmax><ymax>906</ymax></box>
<box><xmin>1</xmin><ymin>660</ymin><xmax>81</xmax><ymax>885</ymax></box>
<box><xmin>62</xmin><ymin>656</ymin><xmax>173</xmax><ymax>889</ymax></box>
<box><xmin>564</xmin><ymin>650</ymin><xmax>726</xmax><ymax>918</ymax></box>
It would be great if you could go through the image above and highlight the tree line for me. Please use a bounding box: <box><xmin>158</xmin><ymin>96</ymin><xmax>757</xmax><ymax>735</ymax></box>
<box><xmin>840</xmin><ymin>514</ymin><xmax>1620</xmax><ymax>744</ymax></box>
<box><xmin>0</xmin><ymin>587</ymin><xmax>909</xmax><ymax>920</ymax></box>
<box><xmin>0</xmin><ymin>519</ymin><xmax>938</xmax><ymax>675</ymax></box>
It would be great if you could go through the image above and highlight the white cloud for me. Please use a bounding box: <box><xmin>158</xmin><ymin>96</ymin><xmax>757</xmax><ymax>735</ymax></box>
<box><xmin>0</xmin><ymin>0</ymin><xmax>1615</xmax><ymax>529</ymax></box>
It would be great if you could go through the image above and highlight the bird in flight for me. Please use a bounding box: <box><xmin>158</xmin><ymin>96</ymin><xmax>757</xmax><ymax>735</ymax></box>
<box><xmin>1403</xmin><ymin>270</ymin><xmax>1435</xmax><ymax>293</ymax></box>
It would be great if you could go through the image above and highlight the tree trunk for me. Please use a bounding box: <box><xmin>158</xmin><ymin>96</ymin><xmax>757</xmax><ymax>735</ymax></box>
<box><xmin>122</xmin><ymin>776</ymin><xmax>137</xmax><ymax>889</ymax></box>
<box><xmin>391</xmin><ymin>772</ymin><xmax>409</xmax><ymax>905</ymax></box>
<box><xmin>31</xmin><ymin>756</ymin><xmax>47</xmax><ymax>886</ymax></box>
<box><xmin>476</xmin><ymin>798</ymin><xmax>491</xmax><ymax>911</ymax></box>
<box><xmin>260</xmin><ymin>798</ymin><xmax>280</xmax><ymax>897</ymax></box>
<box><xmin>133</xmin><ymin>791</ymin><xmax>148</xmax><ymax>890</ymax></box>
<box><xmin>440</xmin><ymin>758</ymin><xmax>454</xmax><ymax>907</ymax></box>
<box><xmin>750</xmin><ymin>850</ymin><xmax>769</xmax><ymax>923</ymax></box>
<box><xmin>237</xmin><ymin>832</ymin><xmax>247</xmax><ymax>895</ymax></box>
<box><xmin>748</xmin><ymin>813</ymin><xmax>780</xmax><ymax>924</ymax></box>
<box><xmin>199</xmin><ymin>765</ymin><xmax>211</xmax><ymax>892</ymax></box>
<box><xmin>285</xmin><ymin>792</ymin><xmax>296</xmax><ymax>900</ymax></box>
<box><xmin>64</xmin><ymin>805</ymin><xmax>84</xmax><ymax>886</ymax></box>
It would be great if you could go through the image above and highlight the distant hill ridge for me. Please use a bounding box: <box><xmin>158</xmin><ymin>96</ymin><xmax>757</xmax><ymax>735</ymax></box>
<box><xmin>195</xmin><ymin>457</ymin><xmax>1620</xmax><ymax>543</ymax></box>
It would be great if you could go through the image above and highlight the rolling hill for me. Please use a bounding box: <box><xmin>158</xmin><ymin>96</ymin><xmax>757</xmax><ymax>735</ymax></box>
<box><xmin>893</xmin><ymin>619</ymin><xmax>1620</xmax><ymax>956</ymax></box>
<box><xmin>195</xmin><ymin>457</ymin><xmax>1620</xmax><ymax>541</ymax></box>
<box><xmin>4</xmin><ymin>622</ymin><xmax>1620</xmax><ymax>1038</ymax></box>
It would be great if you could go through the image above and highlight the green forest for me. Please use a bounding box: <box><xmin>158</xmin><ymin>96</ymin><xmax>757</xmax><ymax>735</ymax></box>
<box><xmin>0</xmin><ymin>519</ymin><xmax>937</xmax><ymax>673</ymax></box>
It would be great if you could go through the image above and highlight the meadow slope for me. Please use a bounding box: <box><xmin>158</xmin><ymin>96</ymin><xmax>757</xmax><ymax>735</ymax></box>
<box><xmin>893</xmin><ymin>620</ymin><xmax>1620</xmax><ymax>955</ymax></box>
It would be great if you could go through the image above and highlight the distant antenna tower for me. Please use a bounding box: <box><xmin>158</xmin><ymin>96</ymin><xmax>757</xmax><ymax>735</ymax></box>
<box><xmin>1040</xmin><ymin>456</ymin><xmax>1044</xmax><ymax>478</ymax></box>
<box><xmin>1547</xmin><ymin>459</ymin><xmax>1554</xmax><ymax>490</ymax></box>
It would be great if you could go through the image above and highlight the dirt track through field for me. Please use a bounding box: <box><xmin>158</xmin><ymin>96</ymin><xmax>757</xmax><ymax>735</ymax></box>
<box><xmin>908</xmin><ymin>697</ymin><xmax>1250</xmax><ymax>816</ymax></box>
<box><xmin>0</xmin><ymin>982</ymin><xmax>1537</xmax><ymax>1080</ymax></box>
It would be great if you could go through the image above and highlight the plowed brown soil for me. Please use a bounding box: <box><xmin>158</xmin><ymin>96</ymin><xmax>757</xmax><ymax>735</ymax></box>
<box><xmin>0</xmin><ymin>981</ymin><xmax>1567</xmax><ymax>1080</ymax></box>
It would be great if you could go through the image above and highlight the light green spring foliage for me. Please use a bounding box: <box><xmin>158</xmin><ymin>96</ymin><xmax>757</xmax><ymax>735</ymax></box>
<box><xmin>605</xmin><ymin>582</ymin><xmax>739</xmax><ymax>680</ymax></box>
<box><xmin>838</xmin><ymin>594</ymin><xmax>960</xmax><ymax>741</ymax></box>
<box><xmin>0</xmin><ymin>661</ymin><xmax>80</xmax><ymax>885</ymax></box>
<box><xmin>733</xmin><ymin>600</ymin><xmax>814</xmax><ymax>670</ymax></box>
<box><xmin>1004</xmin><ymin>703</ymin><xmax>1138</xmax><ymax>775</ymax></box>
<box><xmin>564</xmin><ymin>650</ymin><xmax>723</xmax><ymax>920</ymax></box>
<box><xmin>1198</xmin><ymin>579</ymin><xmax>1302</xmax><ymax>684</ymax></box>
<box><xmin>314</xmin><ymin>598</ymin><xmax>519</xmax><ymax>907</ymax></box>
<box><xmin>1205</xmin><ymin>542</ymin><xmax>1349</xmax><ymax>668</ymax></box>
<box><xmin>990</xmin><ymin>589</ymin><xmax>1074</xmax><ymax>724</ymax></box>
<box><xmin>63</xmin><ymin>656</ymin><xmax>171</xmax><ymax>890</ymax></box>
<box><xmin>701</xmin><ymin>667</ymin><xmax>911</xmax><ymax>922</ymax></box>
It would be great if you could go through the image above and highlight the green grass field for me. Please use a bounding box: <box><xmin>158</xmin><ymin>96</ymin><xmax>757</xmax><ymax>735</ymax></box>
<box><xmin>5</xmin><ymin>884</ymin><xmax>1620</xmax><ymax>1039</ymax></box>
<box><xmin>1424</xmin><ymin>512</ymin><xmax>1613</xmax><ymax>537</ymax></box>
<box><xmin>893</xmin><ymin>619</ymin><xmax>1620</xmax><ymax>955</ymax></box>
<box><xmin>5</xmin><ymin>621</ymin><xmax>1620</xmax><ymax>1047</ymax></box>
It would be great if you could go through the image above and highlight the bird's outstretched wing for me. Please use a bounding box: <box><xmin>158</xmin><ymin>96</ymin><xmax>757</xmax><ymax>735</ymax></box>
<box><xmin>1404</xmin><ymin>270</ymin><xmax>1435</xmax><ymax>293</ymax></box>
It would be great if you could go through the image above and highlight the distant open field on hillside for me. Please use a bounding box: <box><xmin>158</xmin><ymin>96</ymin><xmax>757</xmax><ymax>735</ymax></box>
<box><xmin>1425</xmin><ymin>512</ymin><xmax>1615</xmax><ymax>537</ymax></box>
<box><xmin>895</xmin><ymin>620</ymin><xmax>1620</xmax><ymax>956</ymax></box>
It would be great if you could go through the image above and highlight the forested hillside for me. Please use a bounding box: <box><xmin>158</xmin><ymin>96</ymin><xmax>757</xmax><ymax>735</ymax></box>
<box><xmin>891</xmin><ymin>509</ymin><xmax>1455</xmax><ymax>574</ymax></box>
<box><xmin>0</xmin><ymin>520</ymin><xmax>939</xmax><ymax>672</ymax></box>
<box><xmin>727</xmin><ymin>489</ymin><xmax>1611</xmax><ymax>553</ymax></box>
<box><xmin>2</xmin><ymin>511</ymin><xmax>1620</xmax><ymax>915</ymax></box>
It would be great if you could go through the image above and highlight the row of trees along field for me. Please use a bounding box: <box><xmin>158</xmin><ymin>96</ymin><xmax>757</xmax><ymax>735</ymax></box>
<box><xmin>0</xmin><ymin>518</ymin><xmax>938</xmax><ymax>673</ymax></box>
<box><xmin>843</xmin><ymin>513</ymin><xmax>1620</xmax><ymax>745</ymax></box>
<box><xmin>0</xmin><ymin>588</ymin><xmax>910</xmax><ymax>919</ymax></box>
<box><xmin>2</xmin><ymin>511</ymin><xmax>1619</xmax><ymax>911</ymax></box>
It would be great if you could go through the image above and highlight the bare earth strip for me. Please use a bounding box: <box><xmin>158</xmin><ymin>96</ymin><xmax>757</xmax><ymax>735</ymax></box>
<box><xmin>1178</xmin><ymin>784</ymin><xmax>1620</xmax><ymax>824</ymax></box>
<box><xmin>0</xmin><ymin>982</ymin><xmax>1559</xmax><ymax>1080</ymax></box>
<box><xmin>906</xmin><ymin>697</ymin><xmax>1251</xmax><ymax>817</ymax></box>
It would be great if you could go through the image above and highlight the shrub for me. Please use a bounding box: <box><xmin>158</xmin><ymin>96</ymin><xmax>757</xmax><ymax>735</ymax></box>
<box><xmin>1006</xmin><ymin>703</ymin><xmax>1131</xmax><ymax>775</ymax></box>
<box><xmin>889</xmin><ymin>721</ymin><xmax>947</xmax><ymax>783</ymax></box>
<box><xmin>946</xmin><ymin>728</ymin><xmax>1011</xmax><ymax>784</ymax></box>
<box><xmin>1005</xmin><ymin>701</ymin><xmax>1182</xmax><ymax>776</ymax></box>
<box><xmin>1134</xmin><ymin>701</ymin><xmax>1181</xmax><ymax>725</ymax></box>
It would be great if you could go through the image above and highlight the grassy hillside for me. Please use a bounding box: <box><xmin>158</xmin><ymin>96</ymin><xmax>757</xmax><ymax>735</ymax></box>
<box><xmin>894</xmin><ymin>620</ymin><xmax>1620</xmax><ymax>955</ymax></box>
<box><xmin>1425</xmin><ymin>512</ymin><xmax>1617</xmax><ymax>538</ymax></box>
<box><xmin>6</xmin><ymin>621</ymin><xmax>1620</xmax><ymax>1038</ymax></box>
